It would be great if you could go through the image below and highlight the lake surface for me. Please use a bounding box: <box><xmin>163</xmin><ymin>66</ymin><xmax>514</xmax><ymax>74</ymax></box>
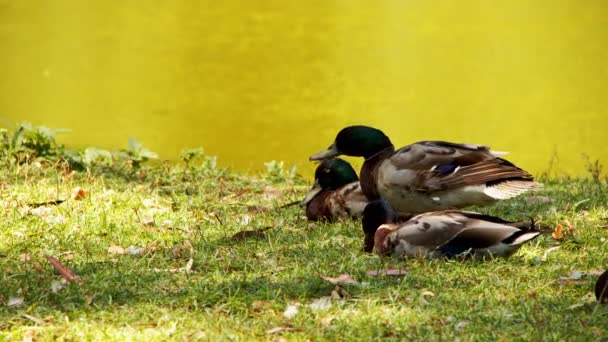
<box><xmin>1</xmin><ymin>1</ymin><xmax>607</xmax><ymax>177</ymax></box>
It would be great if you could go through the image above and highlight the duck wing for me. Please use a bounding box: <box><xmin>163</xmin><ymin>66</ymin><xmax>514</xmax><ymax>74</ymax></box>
<box><xmin>434</xmin><ymin>211</ymin><xmax>539</xmax><ymax>257</ymax></box>
<box><xmin>388</xmin><ymin>210</ymin><xmax>471</xmax><ymax>247</ymax></box>
<box><xmin>387</xmin><ymin>141</ymin><xmax>537</xmax><ymax>193</ymax></box>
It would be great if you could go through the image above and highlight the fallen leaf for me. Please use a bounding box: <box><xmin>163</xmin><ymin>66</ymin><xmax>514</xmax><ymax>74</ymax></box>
<box><xmin>30</xmin><ymin>207</ymin><xmax>52</xmax><ymax>217</ymax></box>
<box><xmin>231</xmin><ymin>227</ymin><xmax>271</xmax><ymax>241</ymax></box>
<box><xmin>552</xmin><ymin>223</ymin><xmax>563</xmax><ymax>240</ymax></box>
<box><xmin>22</xmin><ymin>314</ymin><xmax>44</xmax><ymax>325</ymax></box>
<box><xmin>22</xmin><ymin>329</ymin><xmax>34</xmax><ymax>342</ymax></box>
<box><xmin>552</xmin><ymin>221</ymin><xmax>576</xmax><ymax>241</ymax></box>
<box><xmin>455</xmin><ymin>320</ymin><xmax>469</xmax><ymax>330</ymax></box>
<box><xmin>50</xmin><ymin>280</ymin><xmax>65</xmax><ymax>293</ymax></box>
<box><xmin>84</xmin><ymin>293</ymin><xmax>94</xmax><ymax>305</ymax></box>
<box><xmin>263</xmin><ymin>186</ymin><xmax>283</xmax><ymax>200</ymax></box>
<box><xmin>321</xmin><ymin>274</ymin><xmax>357</xmax><ymax>285</ymax></box>
<box><xmin>141</xmin><ymin>217</ymin><xmax>155</xmax><ymax>227</ymax></box>
<box><xmin>126</xmin><ymin>245</ymin><xmax>145</xmax><ymax>256</ymax></box>
<box><xmin>330</xmin><ymin>285</ymin><xmax>350</xmax><ymax>299</ymax></box>
<box><xmin>558</xmin><ymin>277</ymin><xmax>588</xmax><ymax>285</ymax></box>
<box><xmin>367</xmin><ymin>269</ymin><xmax>408</xmax><ymax>277</ymax></box>
<box><xmin>419</xmin><ymin>291</ymin><xmax>435</xmax><ymax>305</ymax></box>
<box><xmin>321</xmin><ymin>316</ymin><xmax>335</xmax><ymax>326</ymax></box>
<box><xmin>71</xmin><ymin>187</ymin><xmax>87</xmax><ymax>200</ymax></box>
<box><xmin>251</xmin><ymin>301</ymin><xmax>272</xmax><ymax>312</ymax></box>
<box><xmin>62</xmin><ymin>252</ymin><xmax>75</xmax><ymax>261</ymax></box>
<box><xmin>7</xmin><ymin>296</ymin><xmax>24</xmax><ymax>307</ymax></box>
<box><xmin>283</xmin><ymin>304</ymin><xmax>299</xmax><ymax>319</ymax></box>
<box><xmin>45</xmin><ymin>256</ymin><xmax>81</xmax><ymax>283</ymax></box>
<box><xmin>309</xmin><ymin>297</ymin><xmax>332</xmax><ymax>311</ymax></box>
<box><xmin>239</xmin><ymin>215</ymin><xmax>251</xmax><ymax>226</ymax></box>
<box><xmin>541</xmin><ymin>246</ymin><xmax>560</xmax><ymax>261</ymax></box>
<box><xmin>266</xmin><ymin>326</ymin><xmax>296</xmax><ymax>334</ymax></box>
<box><xmin>152</xmin><ymin>258</ymin><xmax>193</xmax><ymax>273</ymax></box>
<box><xmin>108</xmin><ymin>245</ymin><xmax>125</xmax><ymax>255</ymax></box>
<box><xmin>247</xmin><ymin>205</ymin><xmax>271</xmax><ymax>213</ymax></box>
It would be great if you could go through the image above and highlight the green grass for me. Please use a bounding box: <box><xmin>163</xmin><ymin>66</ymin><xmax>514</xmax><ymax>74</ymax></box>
<box><xmin>1</xmin><ymin>158</ymin><xmax>607</xmax><ymax>341</ymax></box>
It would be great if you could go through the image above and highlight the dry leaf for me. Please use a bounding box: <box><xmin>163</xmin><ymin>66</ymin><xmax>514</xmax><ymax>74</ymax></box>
<box><xmin>247</xmin><ymin>205</ymin><xmax>271</xmax><ymax>213</ymax></box>
<box><xmin>7</xmin><ymin>296</ymin><xmax>24</xmax><ymax>307</ymax></box>
<box><xmin>141</xmin><ymin>217</ymin><xmax>155</xmax><ymax>227</ymax></box>
<box><xmin>231</xmin><ymin>227</ymin><xmax>270</xmax><ymax>241</ymax></box>
<box><xmin>46</xmin><ymin>256</ymin><xmax>81</xmax><ymax>283</ymax></box>
<box><xmin>552</xmin><ymin>223</ymin><xmax>563</xmax><ymax>240</ymax></box>
<box><xmin>266</xmin><ymin>326</ymin><xmax>296</xmax><ymax>334</ymax></box>
<box><xmin>22</xmin><ymin>314</ymin><xmax>44</xmax><ymax>325</ymax></box>
<box><xmin>558</xmin><ymin>277</ymin><xmax>588</xmax><ymax>285</ymax></box>
<box><xmin>367</xmin><ymin>269</ymin><xmax>408</xmax><ymax>277</ymax></box>
<box><xmin>309</xmin><ymin>297</ymin><xmax>332</xmax><ymax>311</ymax></box>
<box><xmin>71</xmin><ymin>187</ymin><xmax>87</xmax><ymax>200</ymax></box>
<box><xmin>108</xmin><ymin>245</ymin><xmax>125</xmax><ymax>255</ymax></box>
<box><xmin>152</xmin><ymin>258</ymin><xmax>193</xmax><ymax>273</ymax></box>
<box><xmin>251</xmin><ymin>301</ymin><xmax>272</xmax><ymax>312</ymax></box>
<box><xmin>126</xmin><ymin>245</ymin><xmax>145</xmax><ymax>256</ymax></box>
<box><xmin>552</xmin><ymin>221</ymin><xmax>576</xmax><ymax>240</ymax></box>
<box><xmin>330</xmin><ymin>285</ymin><xmax>350</xmax><ymax>299</ymax></box>
<box><xmin>321</xmin><ymin>316</ymin><xmax>335</xmax><ymax>326</ymax></box>
<box><xmin>50</xmin><ymin>280</ymin><xmax>65</xmax><ymax>293</ymax></box>
<box><xmin>62</xmin><ymin>252</ymin><xmax>75</xmax><ymax>261</ymax></box>
<box><xmin>283</xmin><ymin>304</ymin><xmax>299</xmax><ymax>319</ymax></box>
<box><xmin>263</xmin><ymin>186</ymin><xmax>283</xmax><ymax>200</ymax></box>
<box><xmin>20</xmin><ymin>253</ymin><xmax>32</xmax><ymax>262</ymax></box>
<box><xmin>321</xmin><ymin>274</ymin><xmax>357</xmax><ymax>285</ymax></box>
<box><xmin>84</xmin><ymin>293</ymin><xmax>94</xmax><ymax>305</ymax></box>
<box><xmin>22</xmin><ymin>329</ymin><xmax>34</xmax><ymax>342</ymax></box>
<box><xmin>541</xmin><ymin>246</ymin><xmax>560</xmax><ymax>261</ymax></box>
<box><xmin>419</xmin><ymin>291</ymin><xmax>435</xmax><ymax>305</ymax></box>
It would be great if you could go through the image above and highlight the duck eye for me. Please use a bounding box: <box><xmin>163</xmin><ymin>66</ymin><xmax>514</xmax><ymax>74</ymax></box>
<box><xmin>323</xmin><ymin>168</ymin><xmax>331</xmax><ymax>173</ymax></box>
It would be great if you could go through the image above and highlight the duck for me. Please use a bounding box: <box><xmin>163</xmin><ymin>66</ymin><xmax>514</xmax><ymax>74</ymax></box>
<box><xmin>301</xmin><ymin>158</ymin><xmax>368</xmax><ymax>221</ymax></box>
<box><xmin>309</xmin><ymin>125</ymin><xmax>541</xmax><ymax>216</ymax></box>
<box><xmin>596</xmin><ymin>269</ymin><xmax>608</xmax><ymax>303</ymax></box>
<box><xmin>362</xmin><ymin>200</ymin><xmax>541</xmax><ymax>259</ymax></box>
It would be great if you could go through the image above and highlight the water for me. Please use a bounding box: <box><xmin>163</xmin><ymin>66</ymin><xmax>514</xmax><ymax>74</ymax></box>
<box><xmin>1</xmin><ymin>0</ymin><xmax>607</xmax><ymax>177</ymax></box>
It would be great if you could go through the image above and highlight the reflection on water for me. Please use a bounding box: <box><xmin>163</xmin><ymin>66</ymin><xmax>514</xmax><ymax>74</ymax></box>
<box><xmin>0</xmin><ymin>0</ymin><xmax>607</xmax><ymax>176</ymax></box>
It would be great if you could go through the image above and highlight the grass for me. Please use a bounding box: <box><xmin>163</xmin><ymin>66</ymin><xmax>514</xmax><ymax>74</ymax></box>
<box><xmin>1</xmin><ymin>154</ymin><xmax>607</xmax><ymax>340</ymax></box>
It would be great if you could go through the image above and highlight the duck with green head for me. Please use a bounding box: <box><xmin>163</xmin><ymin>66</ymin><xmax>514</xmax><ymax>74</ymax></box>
<box><xmin>301</xmin><ymin>158</ymin><xmax>368</xmax><ymax>221</ymax></box>
<box><xmin>310</xmin><ymin>125</ymin><xmax>541</xmax><ymax>215</ymax></box>
<box><xmin>362</xmin><ymin>200</ymin><xmax>541</xmax><ymax>259</ymax></box>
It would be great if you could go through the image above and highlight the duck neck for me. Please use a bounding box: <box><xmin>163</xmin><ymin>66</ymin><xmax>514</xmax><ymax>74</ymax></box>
<box><xmin>360</xmin><ymin>145</ymin><xmax>395</xmax><ymax>200</ymax></box>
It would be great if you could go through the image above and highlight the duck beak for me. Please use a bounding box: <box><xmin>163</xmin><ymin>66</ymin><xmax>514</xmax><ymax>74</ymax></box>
<box><xmin>309</xmin><ymin>143</ymin><xmax>340</xmax><ymax>161</ymax></box>
<box><xmin>300</xmin><ymin>180</ymin><xmax>322</xmax><ymax>206</ymax></box>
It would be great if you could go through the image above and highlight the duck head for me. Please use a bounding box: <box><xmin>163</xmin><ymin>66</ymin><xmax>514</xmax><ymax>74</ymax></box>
<box><xmin>300</xmin><ymin>158</ymin><xmax>359</xmax><ymax>206</ymax></box>
<box><xmin>309</xmin><ymin>125</ymin><xmax>393</xmax><ymax>160</ymax></box>
<box><xmin>362</xmin><ymin>199</ymin><xmax>399</xmax><ymax>253</ymax></box>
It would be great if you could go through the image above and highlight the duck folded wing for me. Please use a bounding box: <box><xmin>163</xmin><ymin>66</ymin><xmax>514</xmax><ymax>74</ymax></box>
<box><xmin>421</xmin><ymin>158</ymin><xmax>536</xmax><ymax>190</ymax></box>
<box><xmin>389</xmin><ymin>141</ymin><xmax>498</xmax><ymax>169</ymax></box>
<box><xmin>389</xmin><ymin>211</ymin><xmax>474</xmax><ymax>247</ymax></box>
<box><xmin>388</xmin><ymin>142</ymin><xmax>539</xmax><ymax>195</ymax></box>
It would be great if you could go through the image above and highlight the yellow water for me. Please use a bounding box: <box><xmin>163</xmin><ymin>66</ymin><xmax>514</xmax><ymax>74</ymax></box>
<box><xmin>1</xmin><ymin>1</ymin><xmax>607</xmax><ymax>177</ymax></box>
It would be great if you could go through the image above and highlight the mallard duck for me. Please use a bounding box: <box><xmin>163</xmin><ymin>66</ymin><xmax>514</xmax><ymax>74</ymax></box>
<box><xmin>596</xmin><ymin>269</ymin><xmax>608</xmax><ymax>303</ymax></box>
<box><xmin>362</xmin><ymin>200</ymin><xmax>541</xmax><ymax>259</ymax></box>
<box><xmin>301</xmin><ymin>158</ymin><xmax>368</xmax><ymax>221</ymax></box>
<box><xmin>310</xmin><ymin>125</ymin><xmax>541</xmax><ymax>215</ymax></box>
